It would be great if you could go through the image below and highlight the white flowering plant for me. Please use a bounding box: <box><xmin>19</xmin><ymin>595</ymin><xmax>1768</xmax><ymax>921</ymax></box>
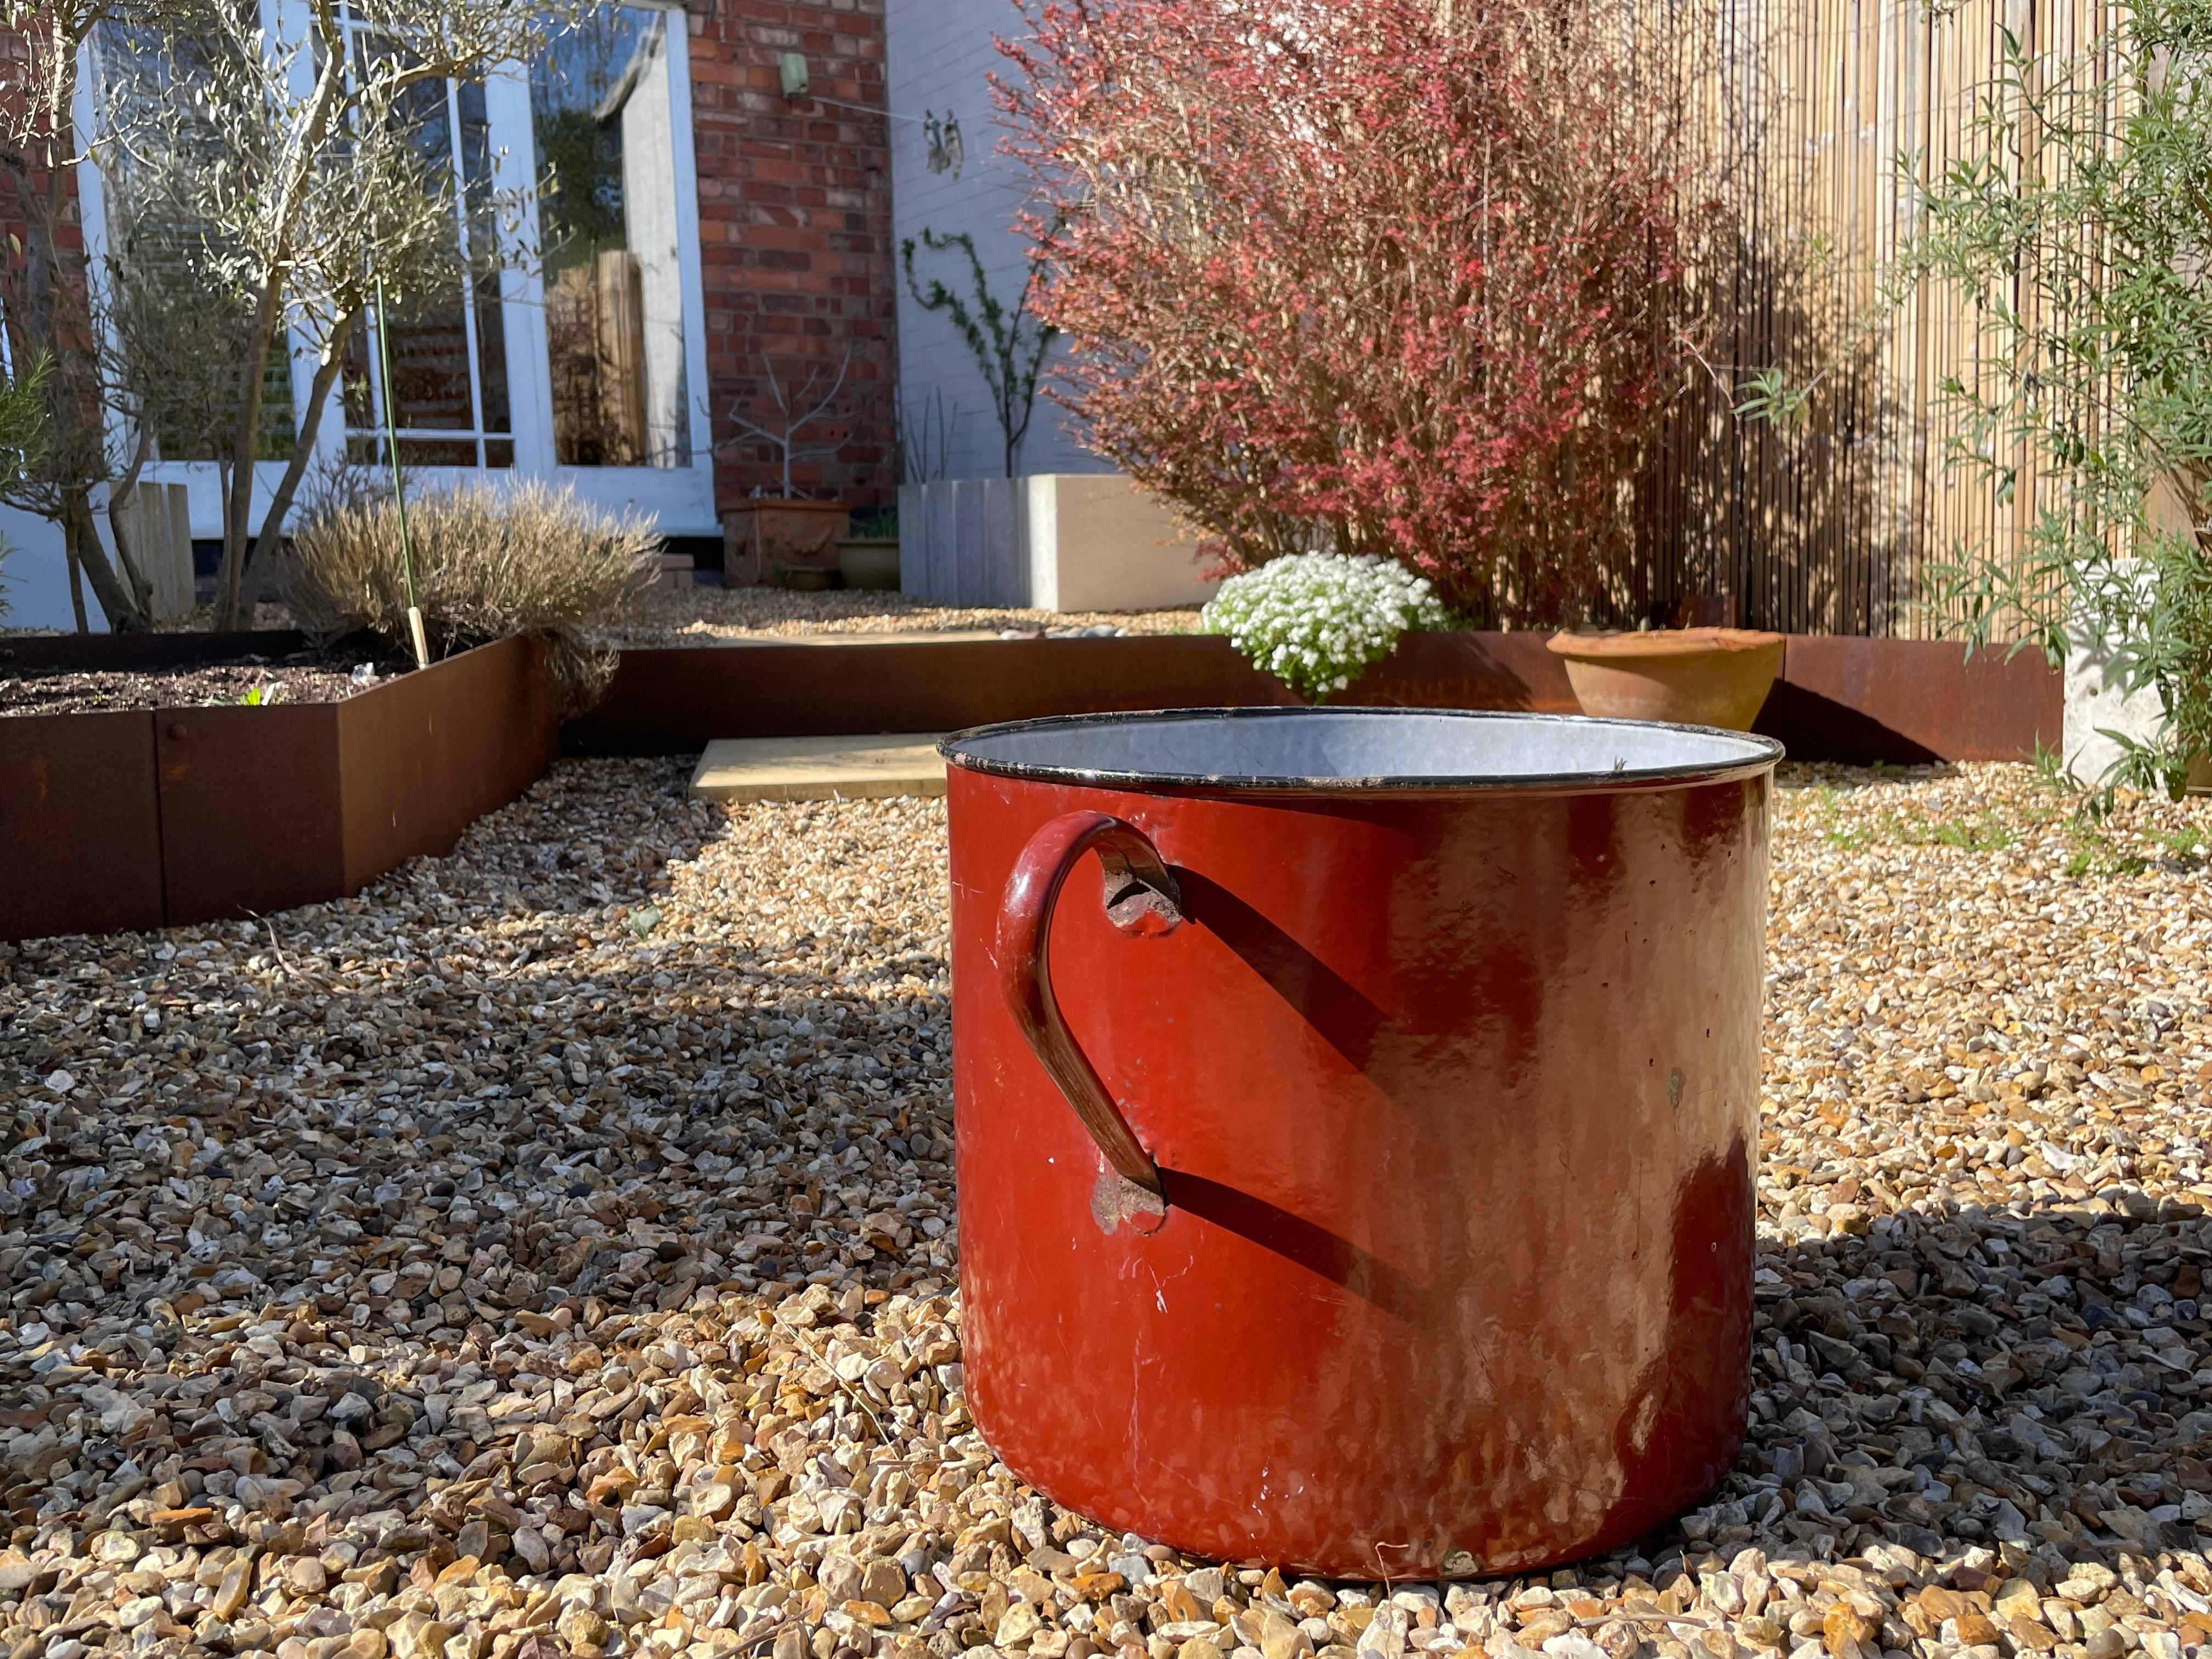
<box><xmin>1201</xmin><ymin>552</ymin><xmax>1450</xmax><ymax>699</ymax></box>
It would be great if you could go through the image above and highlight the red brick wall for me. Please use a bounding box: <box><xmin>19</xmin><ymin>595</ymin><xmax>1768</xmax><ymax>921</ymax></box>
<box><xmin>0</xmin><ymin>30</ymin><xmax>92</xmax><ymax>369</ymax></box>
<box><xmin>687</xmin><ymin>0</ymin><xmax>899</xmax><ymax>512</ymax></box>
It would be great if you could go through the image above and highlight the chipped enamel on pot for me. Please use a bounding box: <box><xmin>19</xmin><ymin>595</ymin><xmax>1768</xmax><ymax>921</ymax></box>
<box><xmin>939</xmin><ymin>709</ymin><xmax>1782</xmax><ymax>1577</ymax></box>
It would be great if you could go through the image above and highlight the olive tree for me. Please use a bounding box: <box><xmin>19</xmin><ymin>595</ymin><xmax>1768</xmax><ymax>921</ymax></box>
<box><xmin>1911</xmin><ymin>0</ymin><xmax>2212</xmax><ymax>795</ymax></box>
<box><xmin>0</xmin><ymin>0</ymin><xmax>159</xmax><ymax>629</ymax></box>
<box><xmin>0</xmin><ymin>361</ymin><xmax>51</xmax><ymax>618</ymax></box>
<box><xmin>100</xmin><ymin>0</ymin><xmax>580</xmax><ymax>628</ymax></box>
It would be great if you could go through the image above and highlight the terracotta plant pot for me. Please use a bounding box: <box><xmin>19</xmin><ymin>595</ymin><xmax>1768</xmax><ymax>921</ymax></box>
<box><xmin>1547</xmin><ymin>627</ymin><xmax>1785</xmax><ymax>731</ymax></box>
<box><xmin>838</xmin><ymin>538</ymin><xmax>902</xmax><ymax>592</ymax></box>
<box><xmin>723</xmin><ymin>499</ymin><xmax>851</xmax><ymax>586</ymax></box>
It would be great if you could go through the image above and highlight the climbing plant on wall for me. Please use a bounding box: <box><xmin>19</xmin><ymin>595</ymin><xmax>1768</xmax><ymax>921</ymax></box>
<box><xmin>901</xmin><ymin>229</ymin><xmax>1057</xmax><ymax>479</ymax></box>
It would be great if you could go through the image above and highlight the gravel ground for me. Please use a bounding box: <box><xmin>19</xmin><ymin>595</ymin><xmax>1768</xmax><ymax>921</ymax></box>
<box><xmin>606</xmin><ymin>586</ymin><xmax>1203</xmax><ymax>646</ymax></box>
<box><xmin>3</xmin><ymin>761</ymin><xmax>2211</xmax><ymax>1659</ymax></box>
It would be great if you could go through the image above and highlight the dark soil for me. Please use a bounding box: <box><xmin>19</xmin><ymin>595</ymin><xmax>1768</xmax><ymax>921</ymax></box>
<box><xmin>0</xmin><ymin>651</ymin><xmax>408</xmax><ymax>715</ymax></box>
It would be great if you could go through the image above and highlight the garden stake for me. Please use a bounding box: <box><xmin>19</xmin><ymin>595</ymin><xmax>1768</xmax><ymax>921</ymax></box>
<box><xmin>373</xmin><ymin>274</ymin><xmax>429</xmax><ymax>670</ymax></box>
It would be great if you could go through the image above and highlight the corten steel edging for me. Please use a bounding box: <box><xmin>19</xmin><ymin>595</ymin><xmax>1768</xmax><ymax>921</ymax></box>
<box><xmin>565</xmin><ymin>635</ymin><xmax>1294</xmax><ymax>754</ymax></box>
<box><xmin>0</xmin><ymin>710</ymin><xmax>167</xmax><ymax>942</ymax></box>
<box><xmin>336</xmin><ymin>635</ymin><xmax>560</xmax><ymax>891</ymax></box>
<box><xmin>1757</xmin><ymin>635</ymin><xmax>2062</xmax><ymax>763</ymax></box>
<box><xmin>156</xmin><ymin>699</ymin><xmax>347</xmax><ymax>924</ymax></box>
<box><xmin>4</xmin><ymin>637</ymin><xmax>558</xmax><ymax>941</ymax></box>
<box><xmin>1</xmin><ymin>629</ymin><xmax>308</xmax><ymax>673</ymax></box>
<box><xmin>1350</xmin><ymin>630</ymin><xmax>1580</xmax><ymax>713</ymax></box>
<box><xmin>565</xmin><ymin>633</ymin><xmax>1583</xmax><ymax>756</ymax></box>
<box><xmin>567</xmin><ymin>630</ymin><xmax>2055</xmax><ymax>763</ymax></box>
<box><xmin>159</xmin><ymin>637</ymin><xmax>560</xmax><ymax>926</ymax></box>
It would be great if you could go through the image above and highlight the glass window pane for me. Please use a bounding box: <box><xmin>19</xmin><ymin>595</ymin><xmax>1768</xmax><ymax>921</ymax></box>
<box><xmin>372</xmin><ymin>298</ymin><xmax>477</xmax><ymax>431</ymax></box>
<box><xmin>397</xmin><ymin>437</ymin><xmax>481</xmax><ymax>467</ymax></box>
<box><xmin>93</xmin><ymin>21</ymin><xmax>298</xmax><ymax>463</ymax></box>
<box><xmin>340</xmin><ymin>72</ymin><xmax>478</xmax><ymax>434</ymax></box>
<box><xmin>346</xmin><ymin>435</ymin><xmax>483</xmax><ymax>467</ymax></box>
<box><xmin>533</xmin><ymin>7</ymin><xmax>689</xmax><ymax>468</ymax></box>
<box><xmin>473</xmin><ymin>268</ymin><xmax>513</xmax><ymax>435</ymax></box>
<box><xmin>255</xmin><ymin>345</ymin><xmax>299</xmax><ymax>461</ymax></box>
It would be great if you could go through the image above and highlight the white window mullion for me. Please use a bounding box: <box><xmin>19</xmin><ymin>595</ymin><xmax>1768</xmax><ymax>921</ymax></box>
<box><xmin>483</xmin><ymin>59</ymin><xmax>554</xmax><ymax>476</ymax></box>
<box><xmin>445</xmin><ymin>76</ymin><xmax>489</xmax><ymax>464</ymax></box>
<box><xmin>659</xmin><ymin>12</ymin><xmax>712</xmax><ymax>479</ymax></box>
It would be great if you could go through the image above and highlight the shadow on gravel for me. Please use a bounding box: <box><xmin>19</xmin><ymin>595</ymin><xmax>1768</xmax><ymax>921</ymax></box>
<box><xmin>1612</xmin><ymin>1192</ymin><xmax>2212</xmax><ymax>1636</ymax></box>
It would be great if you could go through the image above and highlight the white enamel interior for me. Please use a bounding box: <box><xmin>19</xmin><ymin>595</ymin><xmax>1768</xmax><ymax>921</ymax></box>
<box><xmin>945</xmin><ymin>710</ymin><xmax>1775</xmax><ymax>787</ymax></box>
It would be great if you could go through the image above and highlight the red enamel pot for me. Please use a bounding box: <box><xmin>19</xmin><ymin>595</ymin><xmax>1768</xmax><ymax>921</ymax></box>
<box><xmin>939</xmin><ymin>708</ymin><xmax>1780</xmax><ymax>1578</ymax></box>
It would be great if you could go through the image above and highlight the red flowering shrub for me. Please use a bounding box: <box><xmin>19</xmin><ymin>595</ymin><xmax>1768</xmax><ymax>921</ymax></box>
<box><xmin>998</xmin><ymin>0</ymin><xmax>1696</xmax><ymax>624</ymax></box>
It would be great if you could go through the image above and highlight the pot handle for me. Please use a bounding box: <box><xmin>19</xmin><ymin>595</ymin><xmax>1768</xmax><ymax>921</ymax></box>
<box><xmin>999</xmin><ymin>811</ymin><xmax>1183</xmax><ymax>1204</ymax></box>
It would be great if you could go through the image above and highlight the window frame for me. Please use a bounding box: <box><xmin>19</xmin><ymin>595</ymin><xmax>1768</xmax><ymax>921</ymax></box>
<box><xmin>75</xmin><ymin>0</ymin><xmax>719</xmax><ymax>541</ymax></box>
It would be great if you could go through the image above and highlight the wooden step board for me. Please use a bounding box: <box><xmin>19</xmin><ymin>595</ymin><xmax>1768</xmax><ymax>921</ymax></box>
<box><xmin>689</xmin><ymin>733</ymin><xmax>949</xmax><ymax>803</ymax></box>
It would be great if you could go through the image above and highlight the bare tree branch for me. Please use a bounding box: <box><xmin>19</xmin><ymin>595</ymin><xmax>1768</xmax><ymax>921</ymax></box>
<box><xmin>716</xmin><ymin>343</ymin><xmax>855</xmax><ymax>498</ymax></box>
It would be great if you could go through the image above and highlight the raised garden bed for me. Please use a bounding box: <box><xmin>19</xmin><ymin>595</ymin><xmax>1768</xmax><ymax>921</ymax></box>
<box><xmin>3</xmin><ymin>624</ymin><xmax>2061</xmax><ymax>944</ymax></box>
<box><xmin>1</xmin><ymin>633</ymin><xmax>558</xmax><ymax>942</ymax></box>
<box><xmin>1</xmin><ymin>654</ymin><xmax>365</xmax><ymax>713</ymax></box>
<box><xmin>567</xmin><ymin>630</ymin><xmax>2062</xmax><ymax>765</ymax></box>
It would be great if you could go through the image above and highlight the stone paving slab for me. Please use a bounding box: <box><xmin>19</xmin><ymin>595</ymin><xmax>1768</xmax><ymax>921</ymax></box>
<box><xmin>689</xmin><ymin>732</ymin><xmax>948</xmax><ymax>801</ymax></box>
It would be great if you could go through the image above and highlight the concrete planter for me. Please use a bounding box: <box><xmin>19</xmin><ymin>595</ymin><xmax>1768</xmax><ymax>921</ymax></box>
<box><xmin>898</xmin><ymin>475</ymin><xmax>1216</xmax><ymax>611</ymax></box>
<box><xmin>1</xmin><ymin>634</ymin><xmax>559</xmax><ymax>942</ymax></box>
<box><xmin>2063</xmin><ymin>594</ymin><xmax>2211</xmax><ymax>792</ymax></box>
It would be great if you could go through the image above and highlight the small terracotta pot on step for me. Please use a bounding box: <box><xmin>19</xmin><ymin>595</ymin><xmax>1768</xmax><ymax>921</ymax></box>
<box><xmin>1547</xmin><ymin>627</ymin><xmax>1786</xmax><ymax>731</ymax></box>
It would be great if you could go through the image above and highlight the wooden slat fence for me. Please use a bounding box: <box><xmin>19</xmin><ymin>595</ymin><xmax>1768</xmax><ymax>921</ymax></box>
<box><xmin>1618</xmin><ymin>0</ymin><xmax>2124</xmax><ymax>639</ymax></box>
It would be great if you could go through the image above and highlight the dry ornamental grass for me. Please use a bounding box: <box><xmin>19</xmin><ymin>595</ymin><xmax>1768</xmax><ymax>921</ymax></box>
<box><xmin>286</xmin><ymin>482</ymin><xmax>659</xmax><ymax>714</ymax></box>
<box><xmin>0</xmin><ymin>762</ymin><xmax>2207</xmax><ymax>1659</ymax></box>
<box><xmin>605</xmin><ymin>587</ymin><xmax>1203</xmax><ymax>646</ymax></box>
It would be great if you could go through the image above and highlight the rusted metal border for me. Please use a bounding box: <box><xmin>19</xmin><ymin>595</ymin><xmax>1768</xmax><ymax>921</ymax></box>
<box><xmin>155</xmin><ymin>700</ymin><xmax>347</xmax><ymax>924</ymax></box>
<box><xmin>2</xmin><ymin>626</ymin><xmax>2055</xmax><ymax>943</ymax></box>
<box><xmin>336</xmin><ymin>634</ymin><xmax>559</xmax><ymax>891</ymax></box>
<box><xmin>0</xmin><ymin>710</ymin><xmax>166</xmax><ymax>940</ymax></box>
<box><xmin>568</xmin><ymin>631</ymin><xmax>2055</xmax><ymax>764</ymax></box>
<box><xmin>1</xmin><ymin>636</ymin><xmax>557</xmax><ymax>941</ymax></box>
<box><xmin>1754</xmin><ymin>635</ymin><xmax>2061</xmax><ymax>764</ymax></box>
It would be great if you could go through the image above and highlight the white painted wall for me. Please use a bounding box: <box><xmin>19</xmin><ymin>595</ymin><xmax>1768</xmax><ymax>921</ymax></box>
<box><xmin>0</xmin><ymin>513</ymin><xmax>103</xmax><ymax>633</ymax></box>
<box><xmin>885</xmin><ymin>0</ymin><xmax>1107</xmax><ymax>482</ymax></box>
